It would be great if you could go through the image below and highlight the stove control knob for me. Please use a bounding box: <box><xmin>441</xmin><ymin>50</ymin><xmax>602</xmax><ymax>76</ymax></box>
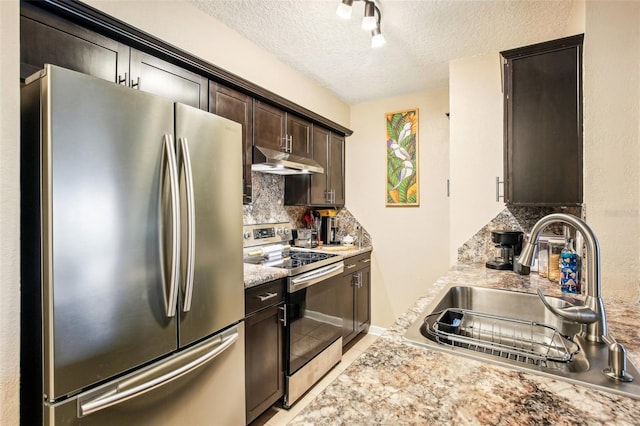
<box><xmin>282</xmin><ymin>228</ymin><xmax>290</xmax><ymax>236</ymax></box>
<box><xmin>243</xmin><ymin>231</ymin><xmax>251</xmax><ymax>240</ymax></box>
<box><xmin>277</xmin><ymin>228</ymin><xmax>285</xmax><ymax>236</ymax></box>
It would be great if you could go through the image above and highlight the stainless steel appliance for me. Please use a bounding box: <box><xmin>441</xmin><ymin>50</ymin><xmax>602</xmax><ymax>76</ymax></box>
<box><xmin>292</xmin><ymin>228</ymin><xmax>319</xmax><ymax>248</ymax></box>
<box><xmin>243</xmin><ymin>223</ymin><xmax>344</xmax><ymax>408</ymax></box>
<box><xmin>21</xmin><ymin>65</ymin><xmax>245</xmax><ymax>425</ymax></box>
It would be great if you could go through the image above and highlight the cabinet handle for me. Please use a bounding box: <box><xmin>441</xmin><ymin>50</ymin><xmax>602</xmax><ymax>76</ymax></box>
<box><xmin>281</xmin><ymin>135</ymin><xmax>292</xmax><ymax>153</ymax></box>
<box><xmin>288</xmin><ymin>135</ymin><xmax>293</xmax><ymax>153</ymax></box>
<box><xmin>279</xmin><ymin>305</ymin><xmax>287</xmax><ymax>327</ymax></box>
<box><xmin>131</xmin><ymin>76</ymin><xmax>140</xmax><ymax>89</ymax></box>
<box><xmin>345</xmin><ymin>264</ymin><xmax>356</xmax><ymax>269</ymax></box>
<box><xmin>353</xmin><ymin>272</ymin><xmax>362</xmax><ymax>288</ymax></box>
<box><xmin>361</xmin><ymin>259</ymin><xmax>371</xmax><ymax>263</ymax></box>
<box><xmin>118</xmin><ymin>72</ymin><xmax>127</xmax><ymax>86</ymax></box>
<box><xmin>326</xmin><ymin>189</ymin><xmax>335</xmax><ymax>204</ymax></box>
<box><xmin>257</xmin><ymin>292</ymin><xmax>278</xmax><ymax>302</ymax></box>
<box><xmin>495</xmin><ymin>176</ymin><xmax>504</xmax><ymax>202</ymax></box>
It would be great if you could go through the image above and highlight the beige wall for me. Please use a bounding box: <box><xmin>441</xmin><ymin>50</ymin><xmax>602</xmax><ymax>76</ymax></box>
<box><xmin>584</xmin><ymin>1</ymin><xmax>640</xmax><ymax>301</ymax></box>
<box><xmin>0</xmin><ymin>0</ymin><xmax>20</xmax><ymax>424</ymax></box>
<box><xmin>83</xmin><ymin>0</ymin><xmax>350</xmax><ymax>128</ymax></box>
<box><xmin>347</xmin><ymin>90</ymin><xmax>450</xmax><ymax>327</ymax></box>
<box><xmin>449</xmin><ymin>53</ymin><xmax>504</xmax><ymax>264</ymax></box>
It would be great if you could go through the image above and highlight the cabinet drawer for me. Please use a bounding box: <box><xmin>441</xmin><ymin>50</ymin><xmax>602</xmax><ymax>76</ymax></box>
<box><xmin>245</xmin><ymin>279</ymin><xmax>284</xmax><ymax>316</ymax></box>
<box><xmin>343</xmin><ymin>253</ymin><xmax>371</xmax><ymax>274</ymax></box>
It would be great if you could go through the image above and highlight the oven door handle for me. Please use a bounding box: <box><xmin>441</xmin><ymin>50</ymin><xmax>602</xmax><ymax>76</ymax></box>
<box><xmin>289</xmin><ymin>263</ymin><xmax>344</xmax><ymax>292</ymax></box>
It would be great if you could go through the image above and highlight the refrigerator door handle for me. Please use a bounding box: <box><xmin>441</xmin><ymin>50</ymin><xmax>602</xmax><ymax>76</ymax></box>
<box><xmin>161</xmin><ymin>134</ymin><xmax>180</xmax><ymax>318</ymax></box>
<box><xmin>77</xmin><ymin>327</ymin><xmax>239</xmax><ymax>418</ymax></box>
<box><xmin>178</xmin><ymin>137</ymin><xmax>196</xmax><ymax>312</ymax></box>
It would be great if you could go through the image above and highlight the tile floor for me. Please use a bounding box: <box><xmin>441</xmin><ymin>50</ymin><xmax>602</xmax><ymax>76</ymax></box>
<box><xmin>250</xmin><ymin>333</ymin><xmax>379</xmax><ymax>426</ymax></box>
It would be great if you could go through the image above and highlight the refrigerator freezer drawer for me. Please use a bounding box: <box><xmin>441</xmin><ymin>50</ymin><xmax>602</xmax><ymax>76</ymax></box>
<box><xmin>45</xmin><ymin>324</ymin><xmax>246</xmax><ymax>426</ymax></box>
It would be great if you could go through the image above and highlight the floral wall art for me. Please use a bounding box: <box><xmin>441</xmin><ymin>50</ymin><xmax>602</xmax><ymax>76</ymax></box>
<box><xmin>386</xmin><ymin>109</ymin><xmax>419</xmax><ymax>206</ymax></box>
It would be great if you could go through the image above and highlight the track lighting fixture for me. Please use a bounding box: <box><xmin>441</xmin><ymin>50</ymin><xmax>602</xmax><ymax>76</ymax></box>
<box><xmin>336</xmin><ymin>0</ymin><xmax>385</xmax><ymax>48</ymax></box>
<box><xmin>361</xmin><ymin>1</ymin><xmax>377</xmax><ymax>31</ymax></box>
<box><xmin>371</xmin><ymin>25</ymin><xmax>386</xmax><ymax>48</ymax></box>
<box><xmin>336</xmin><ymin>0</ymin><xmax>354</xmax><ymax>20</ymax></box>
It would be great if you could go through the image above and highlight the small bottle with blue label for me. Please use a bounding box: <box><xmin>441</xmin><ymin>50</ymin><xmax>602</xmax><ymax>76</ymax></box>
<box><xmin>560</xmin><ymin>238</ymin><xmax>580</xmax><ymax>294</ymax></box>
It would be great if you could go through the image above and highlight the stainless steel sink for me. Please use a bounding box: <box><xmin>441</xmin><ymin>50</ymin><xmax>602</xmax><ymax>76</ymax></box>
<box><xmin>403</xmin><ymin>285</ymin><xmax>640</xmax><ymax>400</ymax></box>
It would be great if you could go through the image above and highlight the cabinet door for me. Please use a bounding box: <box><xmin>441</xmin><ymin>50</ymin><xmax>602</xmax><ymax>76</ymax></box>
<box><xmin>310</xmin><ymin>126</ymin><xmax>330</xmax><ymax>205</ymax></box>
<box><xmin>254</xmin><ymin>101</ymin><xmax>286</xmax><ymax>152</ymax></box>
<box><xmin>329</xmin><ymin>133</ymin><xmax>346</xmax><ymax>206</ymax></box>
<box><xmin>355</xmin><ymin>267</ymin><xmax>371</xmax><ymax>333</ymax></box>
<box><xmin>339</xmin><ymin>273</ymin><xmax>357</xmax><ymax>346</ymax></box>
<box><xmin>209</xmin><ymin>83</ymin><xmax>253</xmax><ymax>204</ymax></box>
<box><xmin>287</xmin><ymin>114</ymin><xmax>311</xmax><ymax>157</ymax></box>
<box><xmin>20</xmin><ymin>4</ymin><xmax>129</xmax><ymax>83</ymax></box>
<box><xmin>245</xmin><ymin>304</ymin><xmax>284</xmax><ymax>424</ymax></box>
<box><xmin>503</xmin><ymin>35</ymin><xmax>583</xmax><ymax>206</ymax></box>
<box><xmin>129</xmin><ymin>49</ymin><xmax>208</xmax><ymax>110</ymax></box>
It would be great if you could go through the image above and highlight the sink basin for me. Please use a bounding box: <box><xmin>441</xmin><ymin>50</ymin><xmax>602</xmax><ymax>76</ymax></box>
<box><xmin>403</xmin><ymin>285</ymin><xmax>640</xmax><ymax>400</ymax></box>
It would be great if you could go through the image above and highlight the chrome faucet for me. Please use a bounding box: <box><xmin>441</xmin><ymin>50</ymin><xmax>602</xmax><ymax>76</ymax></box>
<box><xmin>517</xmin><ymin>213</ymin><xmax>608</xmax><ymax>343</ymax></box>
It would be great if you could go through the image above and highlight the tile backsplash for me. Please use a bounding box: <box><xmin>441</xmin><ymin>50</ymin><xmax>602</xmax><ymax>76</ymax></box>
<box><xmin>457</xmin><ymin>206</ymin><xmax>583</xmax><ymax>264</ymax></box>
<box><xmin>243</xmin><ymin>172</ymin><xmax>371</xmax><ymax>245</ymax></box>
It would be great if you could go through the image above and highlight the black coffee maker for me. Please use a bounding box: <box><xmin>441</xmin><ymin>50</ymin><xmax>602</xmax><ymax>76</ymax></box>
<box><xmin>320</xmin><ymin>216</ymin><xmax>339</xmax><ymax>245</ymax></box>
<box><xmin>486</xmin><ymin>230</ymin><xmax>524</xmax><ymax>271</ymax></box>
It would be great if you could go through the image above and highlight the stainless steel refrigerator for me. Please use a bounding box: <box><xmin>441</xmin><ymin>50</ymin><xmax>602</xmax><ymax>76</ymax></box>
<box><xmin>21</xmin><ymin>64</ymin><xmax>245</xmax><ymax>425</ymax></box>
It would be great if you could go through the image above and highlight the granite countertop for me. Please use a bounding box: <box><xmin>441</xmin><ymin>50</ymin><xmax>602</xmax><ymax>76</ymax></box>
<box><xmin>290</xmin><ymin>264</ymin><xmax>640</xmax><ymax>425</ymax></box>
<box><xmin>243</xmin><ymin>245</ymin><xmax>373</xmax><ymax>289</ymax></box>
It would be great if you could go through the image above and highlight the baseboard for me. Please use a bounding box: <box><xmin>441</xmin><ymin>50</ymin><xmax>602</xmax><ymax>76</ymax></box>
<box><xmin>366</xmin><ymin>325</ymin><xmax>386</xmax><ymax>336</ymax></box>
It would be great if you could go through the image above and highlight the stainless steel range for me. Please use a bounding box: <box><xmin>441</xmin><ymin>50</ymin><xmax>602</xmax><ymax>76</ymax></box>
<box><xmin>243</xmin><ymin>222</ymin><xmax>344</xmax><ymax>408</ymax></box>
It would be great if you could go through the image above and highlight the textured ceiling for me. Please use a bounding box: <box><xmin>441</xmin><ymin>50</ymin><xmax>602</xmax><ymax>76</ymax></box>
<box><xmin>189</xmin><ymin>0</ymin><xmax>575</xmax><ymax>105</ymax></box>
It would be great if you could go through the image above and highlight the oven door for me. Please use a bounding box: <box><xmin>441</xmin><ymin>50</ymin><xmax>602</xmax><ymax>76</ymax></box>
<box><xmin>285</xmin><ymin>263</ymin><xmax>344</xmax><ymax>375</ymax></box>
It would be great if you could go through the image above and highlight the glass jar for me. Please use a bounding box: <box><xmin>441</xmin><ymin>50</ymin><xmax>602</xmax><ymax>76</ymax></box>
<box><xmin>537</xmin><ymin>239</ymin><xmax>549</xmax><ymax>278</ymax></box>
<box><xmin>547</xmin><ymin>238</ymin><xmax>565</xmax><ymax>282</ymax></box>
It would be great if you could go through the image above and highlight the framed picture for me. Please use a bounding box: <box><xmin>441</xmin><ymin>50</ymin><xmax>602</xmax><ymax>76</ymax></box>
<box><xmin>386</xmin><ymin>109</ymin><xmax>419</xmax><ymax>206</ymax></box>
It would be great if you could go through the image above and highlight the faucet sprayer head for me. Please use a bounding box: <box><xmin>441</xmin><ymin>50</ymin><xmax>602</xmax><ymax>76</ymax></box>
<box><xmin>518</xmin><ymin>237</ymin><xmax>537</xmax><ymax>267</ymax></box>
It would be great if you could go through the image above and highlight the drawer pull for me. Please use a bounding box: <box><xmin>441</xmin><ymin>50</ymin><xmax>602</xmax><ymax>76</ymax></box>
<box><xmin>345</xmin><ymin>264</ymin><xmax>356</xmax><ymax>269</ymax></box>
<box><xmin>361</xmin><ymin>259</ymin><xmax>371</xmax><ymax>263</ymax></box>
<box><xmin>257</xmin><ymin>292</ymin><xmax>278</xmax><ymax>302</ymax></box>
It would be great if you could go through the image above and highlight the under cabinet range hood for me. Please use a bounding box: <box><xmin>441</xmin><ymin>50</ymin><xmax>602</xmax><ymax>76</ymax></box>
<box><xmin>251</xmin><ymin>145</ymin><xmax>324</xmax><ymax>175</ymax></box>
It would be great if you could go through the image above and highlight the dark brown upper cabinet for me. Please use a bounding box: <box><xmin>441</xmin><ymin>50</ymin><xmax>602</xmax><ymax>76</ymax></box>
<box><xmin>253</xmin><ymin>101</ymin><xmax>311</xmax><ymax>156</ymax></box>
<box><xmin>20</xmin><ymin>2</ymin><xmax>129</xmax><ymax>83</ymax></box>
<box><xmin>285</xmin><ymin>126</ymin><xmax>345</xmax><ymax>207</ymax></box>
<box><xmin>129</xmin><ymin>50</ymin><xmax>208</xmax><ymax>110</ymax></box>
<box><xmin>21</xmin><ymin>3</ymin><xmax>207</xmax><ymax>111</ymax></box>
<box><xmin>287</xmin><ymin>115</ymin><xmax>312</xmax><ymax>157</ymax></box>
<box><xmin>501</xmin><ymin>34</ymin><xmax>583</xmax><ymax>206</ymax></box>
<box><xmin>209</xmin><ymin>83</ymin><xmax>254</xmax><ymax>204</ymax></box>
<box><xmin>310</xmin><ymin>129</ymin><xmax>345</xmax><ymax>206</ymax></box>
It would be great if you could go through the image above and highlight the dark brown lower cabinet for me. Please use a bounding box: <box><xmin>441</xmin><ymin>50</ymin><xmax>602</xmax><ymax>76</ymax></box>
<box><xmin>340</xmin><ymin>253</ymin><xmax>371</xmax><ymax>346</ymax></box>
<box><xmin>244</xmin><ymin>280</ymin><xmax>284</xmax><ymax>424</ymax></box>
